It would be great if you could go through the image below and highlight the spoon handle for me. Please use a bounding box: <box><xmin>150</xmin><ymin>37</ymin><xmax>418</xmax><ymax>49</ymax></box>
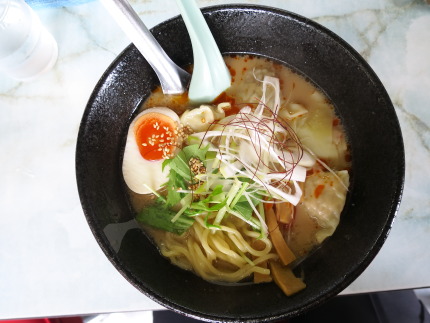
<box><xmin>100</xmin><ymin>0</ymin><xmax>190</xmax><ymax>94</ymax></box>
<box><xmin>176</xmin><ymin>0</ymin><xmax>231</xmax><ymax>103</ymax></box>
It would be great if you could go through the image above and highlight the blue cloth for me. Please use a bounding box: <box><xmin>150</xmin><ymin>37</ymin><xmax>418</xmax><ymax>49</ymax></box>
<box><xmin>25</xmin><ymin>0</ymin><xmax>95</xmax><ymax>8</ymax></box>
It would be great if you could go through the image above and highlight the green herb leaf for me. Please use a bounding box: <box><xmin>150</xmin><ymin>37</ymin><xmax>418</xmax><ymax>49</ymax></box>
<box><xmin>232</xmin><ymin>193</ymin><xmax>262</xmax><ymax>220</ymax></box>
<box><xmin>168</xmin><ymin>144</ymin><xmax>209</xmax><ymax>181</ymax></box>
<box><xmin>232</xmin><ymin>200</ymin><xmax>254</xmax><ymax>220</ymax></box>
<box><xmin>163</xmin><ymin>144</ymin><xmax>210</xmax><ymax>206</ymax></box>
<box><xmin>191</xmin><ymin>199</ymin><xmax>227</xmax><ymax>212</ymax></box>
<box><xmin>187</xmin><ymin>184</ymin><xmax>226</xmax><ymax>212</ymax></box>
<box><xmin>136</xmin><ymin>200</ymin><xmax>194</xmax><ymax>235</ymax></box>
<box><xmin>162</xmin><ymin>158</ymin><xmax>172</xmax><ymax>171</ymax></box>
<box><xmin>165</xmin><ymin>169</ymin><xmax>187</xmax><ymax>206</ymax></box>
<box><xmin>205</xmin><ymin>150</ymin><xmax>217</xmax><ymax>160</ymax></box>
<box><xmin>211</xmin><ymin>184</ymin><xmax>224</xmax><ymax>196</ymax></box>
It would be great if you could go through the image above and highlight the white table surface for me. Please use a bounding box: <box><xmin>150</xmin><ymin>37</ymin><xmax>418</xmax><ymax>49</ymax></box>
<box><xmin>1</xmin><ymin>0</ymin><xmax>429</xmax><ymax>320</ymax></box>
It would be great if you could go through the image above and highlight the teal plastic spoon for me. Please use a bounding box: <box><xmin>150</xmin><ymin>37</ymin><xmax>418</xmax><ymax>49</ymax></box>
<box><xmin>176</xmin><ymin>0</ymin><xmax>231</xmax><ymax>103</ymax></box>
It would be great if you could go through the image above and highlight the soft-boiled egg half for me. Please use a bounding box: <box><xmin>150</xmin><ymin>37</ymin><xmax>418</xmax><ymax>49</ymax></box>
<box><xmin>122</xmin><ymin>107</ymin><xmax>180</xmax><ymax>194</ymax></box>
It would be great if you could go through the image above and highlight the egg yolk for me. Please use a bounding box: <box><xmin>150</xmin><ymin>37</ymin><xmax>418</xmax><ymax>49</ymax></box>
<box><xmin>134</xmin><ymin>112</ymin><xmax>178</xmax><ymax>161</ymax></box>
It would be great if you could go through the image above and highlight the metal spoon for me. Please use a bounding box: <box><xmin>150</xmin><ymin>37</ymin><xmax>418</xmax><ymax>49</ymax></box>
<box><xmin>176</xmin><ymin>0</ymin><xmax>231</xmax><ymax>103</ymax></box>
<box><xmin>100</xmin><ymin>0</ymin><xmax>190</xmax><ymax>95</ymax></box>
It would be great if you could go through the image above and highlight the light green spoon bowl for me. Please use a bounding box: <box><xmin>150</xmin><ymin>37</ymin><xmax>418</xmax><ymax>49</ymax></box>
<box><xmin>176</xmin><ymin>0</ymin><xmax>232</xmax><ymax>104</ymax></box>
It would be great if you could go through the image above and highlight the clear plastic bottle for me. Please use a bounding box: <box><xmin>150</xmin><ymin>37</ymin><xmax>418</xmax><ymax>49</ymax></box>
<box><xmin>0</xmin><ymin>0</ymin><xmax>58</xmax><ymax>81</ymax></box>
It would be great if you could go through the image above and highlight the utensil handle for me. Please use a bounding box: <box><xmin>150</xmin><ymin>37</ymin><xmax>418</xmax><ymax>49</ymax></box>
<box><xmin>176</xmin><ymin>0</ymin><xmax>231</xmax><ymax>102</ymax></box>
<box><xmin>100</xmin><ymin>0</ymin><xmax>190</xmax><ymax>94</ymax></box>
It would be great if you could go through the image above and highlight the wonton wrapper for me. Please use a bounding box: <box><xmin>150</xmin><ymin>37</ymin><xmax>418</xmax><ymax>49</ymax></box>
<box><xmin>301</xmin><ymin>170</ymin><xmax>349</xmax><ymax>243</ymax></box>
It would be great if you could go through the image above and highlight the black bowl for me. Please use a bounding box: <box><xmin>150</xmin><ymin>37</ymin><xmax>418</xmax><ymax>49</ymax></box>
<box><xmin>76</xmin><ymin>5</ymin><xmax>404</xmax><ymax>322</ymax></box>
